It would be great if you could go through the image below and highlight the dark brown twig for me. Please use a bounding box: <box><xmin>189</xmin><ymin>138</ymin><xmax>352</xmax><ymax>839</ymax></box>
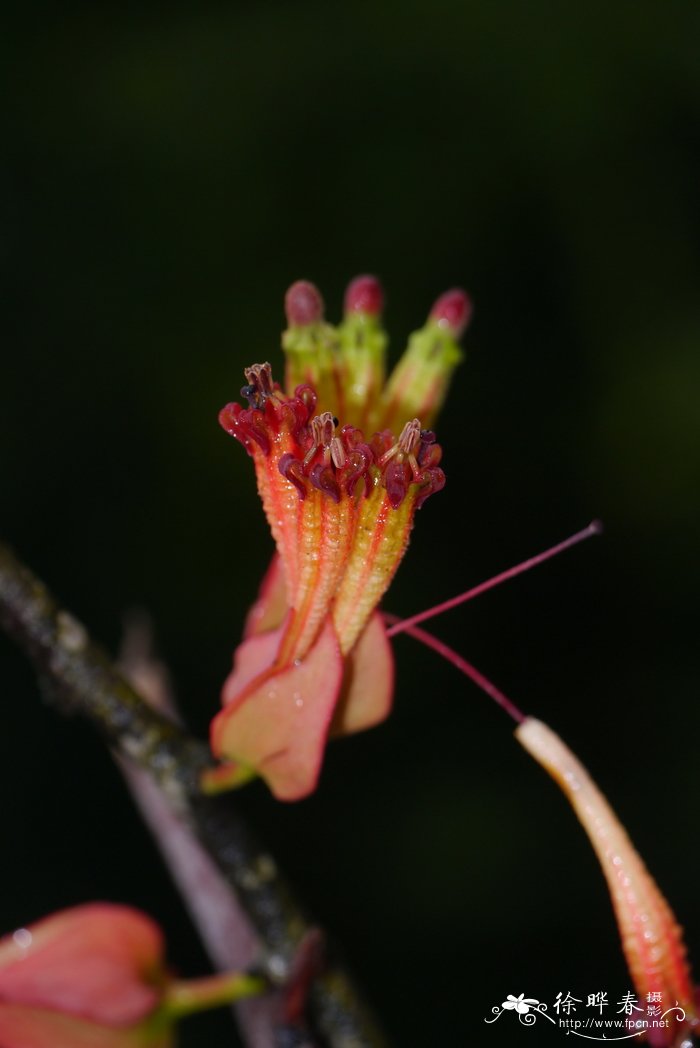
<box><xmin>0</xmin><ymin>541</ymin><xmax>387</xmax><ymax>1048</ymax></box>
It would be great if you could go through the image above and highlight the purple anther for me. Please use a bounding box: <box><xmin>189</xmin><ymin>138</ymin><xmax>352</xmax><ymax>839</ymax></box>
<box><xmin>239</xmin><ymin>413</ymin><xmax>271</xmax><ymax>455</ymax></box>
<box><xmin>309</xmin><ymin>463</ymin><xmax>341</xmax><ymax>504</ymax></box>
<box><xmin>417</xmin><ymin>441</ymin><xmax>442</xmax><ymax>469</ymax></box>
<box><xmin>283</xmin><ymin>395</ymin><xmax>311</xmax><ymax>442</ymax></box>
<box><xmin>295</xmin><ymin>385</ymin><xmax>318</xmax><ymax>418</ymax></box>
<box><xmin>340</xmin><ymin>424</ymin><xmax>364</xmax><ymax>449</ymax></box>
<box><xmin>370</xmin><ymin>430</ymin><xmax>395</xmax><ymax>461</ymax></box>
<box><xmin>384</xmin><ymin>459</ymin><xmax>411</xmax><ymax>509</ymax></box>
<box><xmin>279</xmin><ymin>453</ymin><xmax>307</xmax><ymax>500</ymax></box>
<box><xmin>415</xmin><ymin>467</ymin><xmax>446</xmax><ymax>509</ymax></box>
<box><xmin>219</xmin><ymin>403</ymin><xmax>253</xmax><ymax>454</ymax></box>
<box><xmin>219</xmin><ymin>402</ymin><xmax>241</xmax><ymax>436</ymax></box>
<box><xmin>344</xmin><ymin>445</ymin><xmax>373</xmax><ymax>498</ymax></box>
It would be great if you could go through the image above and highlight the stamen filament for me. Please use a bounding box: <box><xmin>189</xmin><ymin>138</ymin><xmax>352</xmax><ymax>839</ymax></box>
<box><xmin>383</xmin><ymin>613</ymin><xmax>526</xmax><ymax>723</ymax></box>
<box><xmin>386</xmin><ymin>520</ymin><xmax>602</xmax><ymax>638</ymax></box>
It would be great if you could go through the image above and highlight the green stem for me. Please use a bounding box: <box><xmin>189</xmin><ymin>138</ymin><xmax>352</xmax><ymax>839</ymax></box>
<box><xmin>200</xmin><ymin>760</ymin><xmax>258</xmax><ymax>795</ymax></box>
<box><xmin>164</xmin><ymin>971</ymin><xmax>267</xmax><ymax>1019</ymax></box>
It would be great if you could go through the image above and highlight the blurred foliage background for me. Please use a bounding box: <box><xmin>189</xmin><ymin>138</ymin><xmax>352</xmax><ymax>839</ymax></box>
<box><xmin>2</xmin><ymin>2</ymin><xmax>700</xmax><ymax>1045</ymax></box>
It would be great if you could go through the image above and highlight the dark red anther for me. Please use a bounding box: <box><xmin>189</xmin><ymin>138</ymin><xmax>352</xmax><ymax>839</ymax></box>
<box><xmin>309</xmin><ymin>463</ymin><xmax>341</xmax><ymax>503</ymax></box>
<box><xmin>285</xmin><ymin>280</ymin><xmax>324</xmax><ymax>327</ymax></box>
<box><xmin>344</xmin><ymin>274</ymin><xmax>384</xmax><ymax>316</ymax></box>
<box><xmin>294</xmin><ymin>384</ymin><xmax>318</xmax><ymax>419</ymax></box>
<box><xmin>370</xmin><ymin>430</ymin><xmax>395</xmax><ymax>460</ymax></box>
<box><xmin>344</xmin><ymin>445</ymin><xmax>373</xmax><ymax>498</ymax></box>
<box><xmin>415</xmin><ymin>467</ymin><xmax>446</xmax><ymax>509</ymax></box>
<box><xmin>279</xmin><ymin>453</ymin><xmax>307</xmax><ymax>500</ymax></box>
<box><xmin>430</xmin><ymin>288</ymin><xmax>472</xmax><ymax>338</ymax></box>
<box><xmin>269</xmin><ymin>395</ymin><xmax>296</xmax><ymax>441</ymax></box>
<box><xmin>340</xmin><ymin>424</ymin><xmax>365</xmax><ymax>449</ymax></box>
<box><xmin>219</xmin><ymin>402</ymin><xmax>242</xmax><ymax>436</ymax></box>
<box><xmin>219</xmin><ymin>403</ymin><xmax>254</xmax><ymax>454</ymax></box>
<box><xmin>417</xmin><ymin>441</ymin><xmax>442</xmax><ymax>469</ymax></box>
<box><xmin>384</xmin><ymin>459</ymin><xmax>411</xmax><ymax>509</ymax></box>
<box><xmin>237</xmin><ymin>411</ymin><xmax>271</xmax><ymax>455</ymax></box>
<box><xmin>283</xmin><ymin>395</ymin><xmax>312</xmax><ymax>443</ymax></box>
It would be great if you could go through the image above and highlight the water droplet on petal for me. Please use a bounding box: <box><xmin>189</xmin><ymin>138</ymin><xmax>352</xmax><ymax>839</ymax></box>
<box><xmin>13</xmin><ymin>928</ymin><xmax>32</xmax><ymax>949</ymax></box>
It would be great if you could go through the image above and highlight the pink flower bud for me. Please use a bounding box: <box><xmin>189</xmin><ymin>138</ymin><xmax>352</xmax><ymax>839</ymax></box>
<box><xmin>284</xmin><ymin>280</ymin><xmax>324</xmax><ymax>327</ymax></box>
<box><xmin>344</xmin><ymin>275</ymin><xmax>384</xmax><ymax>317</ymax></box>
<box><xmin>0</xmin><ymin>904</ymin><xmax>171</xmax><ymax>1048</ymax></box>
<box><xmin>429</xmin><ymin>288</ymin><xmax>472</xmax><ymax>338</ymax></box>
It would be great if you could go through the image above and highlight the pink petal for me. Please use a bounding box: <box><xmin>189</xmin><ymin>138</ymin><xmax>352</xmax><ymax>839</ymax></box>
<box><xmin>242</xmin><ymin>555</ymin><xmax>288</xmax><ymax>639</ymax></box>
<box><xmin>0</xmin><ymin>905</ymin><xmax>164</xmax><ymax>1028</ymax></box>
<box><xmin>221</xmin><ymin>626</ymin><xmax>285</xmax><ymax>706</ymax></box>
<box><xmin>211</xmin><ymin>618</ymin><xmax>344</xmax><ymax>801</ymax></box>
<box><xmin>0</xmin><ymin>1005</ymin><xmax>171</xmax><ymax>1048</ymax></box>
<box><xmin>330</xmin><ymin>613</ymin><xmax>394</xmax><ymax>737</ymax></box>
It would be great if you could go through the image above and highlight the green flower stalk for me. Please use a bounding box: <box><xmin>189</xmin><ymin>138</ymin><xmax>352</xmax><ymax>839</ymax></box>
<box><xmin>0</xmin><ymin>904</ymin><xmax>266</xmax><ymax>1048</ymax></box>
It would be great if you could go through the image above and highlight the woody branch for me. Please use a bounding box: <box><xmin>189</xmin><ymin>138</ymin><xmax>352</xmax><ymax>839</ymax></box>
<box><xmin>0</xmin><ymin>540</ymin><xmax>387</xmax><ymax>1048</ymax></box>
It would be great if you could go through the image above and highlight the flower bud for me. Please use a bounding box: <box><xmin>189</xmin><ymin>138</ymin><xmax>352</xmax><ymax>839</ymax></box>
<box><xmin>282</xmin><ymin>280</ymin><xmax>340</xmax><ymax>416</ymax></box>
<box><xmin>430</xmin><ymin>288</ymin><xmax>472</xmax><ymax>338</ymax></box>
<box><xmin>337</xmin><ymin>275</ymin><xmax>388</xmax><ymax>428</ymax></box>
<box><xmin>0</xmin><ymin>904</ymin><xmax>171</xmax><ymax>1048</ymax></box>
<box><xmin>344</xmin><ymin>274</ymin><xmax>384</xmax><ymax>317</ymax></box>
<box><xmin>373</xmin><ymin>286</ymin><xmax>471</xmax><ymax>432</ymax></box>
<box><xmin>284</xmin><ymin>280</ymin><xmax>324</xmax><ymax>327</ymax></box>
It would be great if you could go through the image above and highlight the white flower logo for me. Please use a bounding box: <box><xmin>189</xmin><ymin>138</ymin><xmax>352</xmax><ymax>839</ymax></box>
<box><xmin>502</xmin><ymin>993</ymin><xmax>539</xmax><ymax>1014</ymax></box>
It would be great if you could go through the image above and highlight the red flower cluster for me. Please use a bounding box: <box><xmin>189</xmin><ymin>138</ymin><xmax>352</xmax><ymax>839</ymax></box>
<box><xmin>209</xmin><ymin>277</ymin><xmax>471</xmax><ymax>800</ymax></box>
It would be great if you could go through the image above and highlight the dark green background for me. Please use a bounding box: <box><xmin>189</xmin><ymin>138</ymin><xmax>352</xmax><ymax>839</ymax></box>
<box><xmin>2</xmin><ymin>3</ymin><xmax>699</xmax><ymax>1045</ymax></box>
